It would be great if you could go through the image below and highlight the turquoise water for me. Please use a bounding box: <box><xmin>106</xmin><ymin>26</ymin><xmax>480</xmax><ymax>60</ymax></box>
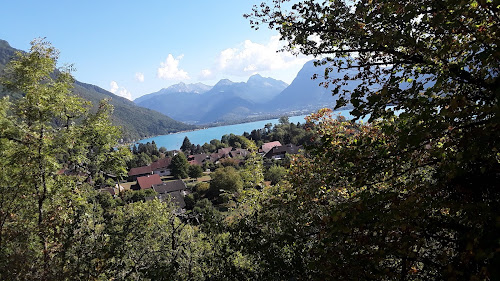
<box><xmin>137</xmin><ymin>109</ymin><xmax>358</xmax><ymax>150</ymax></box>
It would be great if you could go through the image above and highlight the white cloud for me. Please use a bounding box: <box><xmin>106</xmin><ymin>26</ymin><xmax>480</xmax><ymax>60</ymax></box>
<box><xmin>110</xmin><ymin>81</ymin><xmax>119</xmax><ymax>93</ymax></box>
<box><xmin>157</xmin><ymin>54</ymin><xmax>190</xmax><ymax>80</ymax></box>
<box><xmin>200</xmin><ymin>69</ymin><xmax>215</xmax><ymax>79</ymax></box>
<box><xmin>135</xmin><ymin>72</ymin><xmax>145</xmax><ymax>82</ymax></box>
<box><xmin>209</xmin><ymin>35</ymin><xmax>310</xmax><ymax>77</ymax></box>
<box><xmin>109</xmin><ymin>81</ymin><xmax>132</xmax><ymax>100</ymax></box>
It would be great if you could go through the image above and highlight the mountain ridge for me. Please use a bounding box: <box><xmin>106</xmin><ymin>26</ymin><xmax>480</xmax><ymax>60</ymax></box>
<box><xmin>135</xmin><ymin>74</ymin><xmax>289</xmax><ymax>124</ymax></box>
<box><xmin>135</xmin><ymin>61</ymin><xmax>355</xmax><ymax>124</ymax></box>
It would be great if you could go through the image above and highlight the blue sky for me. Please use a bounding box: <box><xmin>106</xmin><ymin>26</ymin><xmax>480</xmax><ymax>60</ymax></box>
<box><xmin>0</xmin><ymin>0</ymin><xmax>311</xmax><ymax>100</ymax></box>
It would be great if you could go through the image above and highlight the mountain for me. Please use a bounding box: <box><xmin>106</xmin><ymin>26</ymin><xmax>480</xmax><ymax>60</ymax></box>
<box><xmin>0</xmin><ymin>39</ymin><xmax>194</xmax><ymax>142</ymax></box>
<box><xmin>265</xmin><ymin>60</ymin><xmax>358</xmax><ymax>114</ymax></box>
<box><xmin>134</xmin><ymin>82</ymin><xmax>212</xmax><ymax>104</ymax></box>
<box><xmin>244</xmin><ymin>74</ymin><xmax>289</xmax><ymax>103</ymax></box>
<box><xmin>134</xmin><ymin>60</ymin><xmax>359</xmax><ymax>125</ymax></box>
<box><xmin>135</xmin><ymin>75</ymin><xmax>289</xmax><ymax>124</ymax></box>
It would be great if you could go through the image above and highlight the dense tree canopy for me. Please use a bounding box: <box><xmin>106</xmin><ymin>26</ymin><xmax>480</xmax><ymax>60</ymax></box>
<box><xmin>240</xmin><ymin>0</ymin><xmax>500</xmax><ymax>279</ymax></box>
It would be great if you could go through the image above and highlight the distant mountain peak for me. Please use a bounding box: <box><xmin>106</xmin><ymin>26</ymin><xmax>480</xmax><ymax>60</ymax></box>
<box><xmin>248</xmin><ymin>73</ymin><xmax>263</xmax><ymax>80</ymax></box>
<box><xmin>164</xmin><ymin>82</ymin><xmax>211</xmax><ymax>94</ymax></box>
<box><xmin>215</xmin><ymin>79</ymin><xmax>234</xmax><ymax>87</ymax></box>
<box><xmin>0</xmin><ymin>39</ymin><xmax>12</xmax><ymax>49</ymax></box>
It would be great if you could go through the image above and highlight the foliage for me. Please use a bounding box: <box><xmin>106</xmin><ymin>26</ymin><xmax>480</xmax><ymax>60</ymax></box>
<box><xmin>264</xmin><ymin>165</ymin><xmax>287</xmax><ymax>185</ymax></box>
<box><xmin>188</xmin><ymin>164</ymin><xmax>204</xmax><ymax>179</ymax></box>
<box><xmin>245</xmin><ymin>119</ymin><xmax>313</xmax><ymax>147</ymax></box>
<box><xmin>0</xmin><ymin>39</ymin><xmax>128</xmax><ymax>280</ymax></box>
<box><xmin>209</xmin><ymin>166</ymin><xmax>243</xmax><ymax>199</ymax></box>
<box><xmin>239</xmin><ymin>142</ymin><xmax>265</xmax><ymax>189</ymax></box>
<box><xmin>240</xmin><ymin>0</ymin><xmax>500</xmax><ymax>279</ymax></box>
<box><xmin>180</xmin><ymin>136</ymin><xmax>192</xmax><ymax>153</ymax></box>
<box><xmin>121</xmin><ymin>188</ymin><xmax>157</xmax><ymax>203</ymax></box>
<box><xmin>171</xmin><ymin>152</ymin><xmax>190</xmax><ymax>179</ymax></box>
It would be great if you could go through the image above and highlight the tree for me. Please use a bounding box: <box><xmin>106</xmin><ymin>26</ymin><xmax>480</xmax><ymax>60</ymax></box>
<box><xmin>239</xmin><ymin>141</ymin><xmax>264</xmax><ymax>189</ymax></box>
<box><xmin>188</xmin><ymin>164</ymin><xmax>204</xmax><ymax>179</ymax></box>
<box><xmin>0</xmin><ymin>39</ymin><xmax>128</xmax><ymax>279</ymax></box>
<box><xmin>171</xmin><ymin>152</ymin><xmax>189</xmax><ymax>179</ymax></box>
<box><xmin>278</xmin><ymin>116</ymin><xmax>289</xmax><ymax>125</ymax></box>
<box><xmin>264</xmin><ymin>165</ymin><xmax>286</xmax><ymax>185</ymax></box>
<box><xmin>244</xmin><ymin>1</ymin><xmax>500</xmax><ymax>279</ymax></box>
<box><xmin>180</xmin><ymin>136</ymin><xmax>192</xmax><ymax>153</ymax></box>
<box><xmin>209</xmin><ymin>166</ymin><xmax>243</xmax><ymax>198</ymax></box>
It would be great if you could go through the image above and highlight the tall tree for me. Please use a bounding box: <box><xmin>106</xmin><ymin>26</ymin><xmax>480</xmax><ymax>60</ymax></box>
<box><xmin>180</xmin><ymin>136</ymin><xmax>192</xmax><ymax>153</ymax></box>
<box><xmin>0</xmin><ymin>39</ymin><xmax>128</xmax><ymax>280</ymax></box>
<box><xmin>171</xmin><ymin>152</ymin><xmax>189</xmax><ymax>179</ymax></box>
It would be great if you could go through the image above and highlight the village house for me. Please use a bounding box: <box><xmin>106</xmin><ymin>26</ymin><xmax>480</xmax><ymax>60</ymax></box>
<box><xmin>128</xmin><ymin>157</ymin><xmax>172</xmax><ymax>181</ymax></box>
<box><xmin>147</xmin><ymin>180</ymin><xmax>189</xmax><ymax>211</ymax></box>
<box><xmin>134</xmin><ymin>174</ymin><xmax>163</xmax><ymax>190</ymax></box>
<box><xmin>264</xmin><ymin>144</ymin><xmax>302</xmax><ymax>160</ymax></box>
<box><xmin>128</xmin><ymin>165</ymin><xmax>153</xmax><ymax>182</ymax></box>
<box><xmin>187</xmin><ymin>153</ymin><xmax>209</xmax><ymax>166</ymax></box>
<box><xmin>151</xmin><ymin>157</ymin><xmax>172</xmax><ymax>176</ymax></box>
<box><xmin>230</xmin><ymin>148</ymin><xmax>250</xmax><ymax>159</ymax></box>
<box><xmin>260</xmin><ymin>141</ymin><xmax>282</xmax><ymax>154</ymax></box>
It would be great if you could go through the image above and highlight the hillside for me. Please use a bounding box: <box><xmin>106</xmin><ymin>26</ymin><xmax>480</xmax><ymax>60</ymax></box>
<box><xmin>0</xmin><ymin>39</ymin><xmax>194</xmax><ymax>142</ymax></box>
<box><xmin>265</xmin><ymin>60</ymin><xmax>358</xmax><ymax>114</ymax></box>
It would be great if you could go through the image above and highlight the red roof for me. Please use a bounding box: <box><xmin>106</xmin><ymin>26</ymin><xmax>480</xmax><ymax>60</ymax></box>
<box><xmin>261</xmin><ymin>141</ymin><xmax>282</xmax><ymax>153</ymax></box>
<box><xmin>128</xmin><ymin>165</ymin><xmax>152</xmax><ymax>176</ymax></box>
<box><xmin>151</xmin><ymin>157</ymin><xmax>171</xmax><ymax>170</ymax></box>
<box><xmin>217</xmin><ymin>147</ymin><xmax>232</xmax><ymax>155</ymax></box>
<box><xmin>188</xmin><ymin>153</ymin><xmax>209</xmax><ymax>166</ymax></box>
<box><xmin>136</xmin><ymin>174</ymin><xmax>163</xmax><ymax>190</ymax></box>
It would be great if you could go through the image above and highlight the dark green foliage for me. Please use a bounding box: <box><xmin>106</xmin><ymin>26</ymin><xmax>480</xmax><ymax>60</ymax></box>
<box><xmin>245</xmin><ymin>120</ymin><xmax>313</xmax><ymax>147</ymax></box>
<box><xmin>128</xmin><ymin>141</ymin><xmax>162</xmax><ymax>168</ymax></box>
<box><xmin>192</xmin><ymin>198</ymin><xmax>224</xmax><ymax>233</ymax></box>
<box><xmin>171</xmin><ymin>152</ymin><xmax>189</xmax><ymax>179</ymax></box>
<box><xmin>121</xmin><ymin>189</ymin><xmax>157</xmax><ymax>203</ymax></box>
<box><xmin>239</xmin><ymin>0</ymin><xmax>500</xmax><ymax>279</ymax></box>
<box><xmin>188</xmin><ymin>164</ymin><xmax>204</xmax><ymax>179</ymax></box>
<box><xmin>180</xmin><ymin>136</ymin><xmax>192</xmax><ymax>153</ymax></box>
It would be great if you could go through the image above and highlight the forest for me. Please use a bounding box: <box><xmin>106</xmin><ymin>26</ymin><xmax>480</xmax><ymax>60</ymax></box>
<box><xmin>0</xmin><ymin>0</ymin><xmax>498</xmax><ymax>280</ymax></box>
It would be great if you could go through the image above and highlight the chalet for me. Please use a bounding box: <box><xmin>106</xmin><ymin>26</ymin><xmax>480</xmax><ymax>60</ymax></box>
<box><xmin>209</xmin><ymin>147</ymin><xmax>233</xmax><ymax>164</ymax></box>
<box><xmin>151</xmin><ymin>157</ymin><xmax>172</xmax><ymax>176</ymax></box>
<box><xmin>148</xmin><ymin>180</ymin><xmax>189</xmax><ymax>210</ymax></box>
<box><xmin>260</xmin><ymin>141</ymin><xmax>282</xmax><ymax>154</ymax></box>
<box><xmin>264</xmin><ymin>144</ymin><xmax>302</xmax><ymax>160</ymax></box>
<box><xmin>230</xmin><ymin>148</ymin><xmax>250</xmax><ymax>159</ymax></box>
<box><xmin>187</xmin><ymin>153</ymin><xmax>209</xmax><ymax>166</ymax></box>
<box><xmin>135</xmin><ymin>174</ymin><xmax>163</xmax><ymax>190</ymax></box>
<box><xmin>128</xmin><ymin>165</ymin><xmax>152</xmax><ymax>181</ymax></box>
<box><xmin>128</xmin><ymin>157</ymin><xmax>172</xmax><ymax>181</ymax></box>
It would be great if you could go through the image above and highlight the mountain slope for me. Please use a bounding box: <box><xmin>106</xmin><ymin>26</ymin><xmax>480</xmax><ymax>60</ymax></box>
<box><xmin>135</xmin><ymin>75</ymin><xmax>288</xmax><ymax>124</ymax></box>
<box><xmin>265</xmin><ymin>60</ymin><xmax>357</xmax><ymax>113</ymax></box>
<box><xmin>0</xmin><ymin>39</ymin><xmax>194</xmax><ymax>142</ymax></box>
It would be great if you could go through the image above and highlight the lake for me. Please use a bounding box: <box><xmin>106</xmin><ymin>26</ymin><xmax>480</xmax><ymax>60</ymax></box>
<box><xmin>137</xmin><ymin>108</ymin><xmax>359</xmax><ymax>150</ymax></box>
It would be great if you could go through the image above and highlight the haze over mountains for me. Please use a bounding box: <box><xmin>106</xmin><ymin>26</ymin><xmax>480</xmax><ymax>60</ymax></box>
<box><xmin>135</xmin><ymin>61</ymin><xmax>355</xmax><ymax>124</ymax></box>
<box><xmin>0</xmin><ymin>39</ymin><xmax>194</xmax><ymax>142</ymax></box>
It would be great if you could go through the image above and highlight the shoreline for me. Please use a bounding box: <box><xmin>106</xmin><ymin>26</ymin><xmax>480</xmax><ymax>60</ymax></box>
<box><xmin>132</xmin><ymin>106</ymin><xmax>354</xmax><ymax>148</ymax></box>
